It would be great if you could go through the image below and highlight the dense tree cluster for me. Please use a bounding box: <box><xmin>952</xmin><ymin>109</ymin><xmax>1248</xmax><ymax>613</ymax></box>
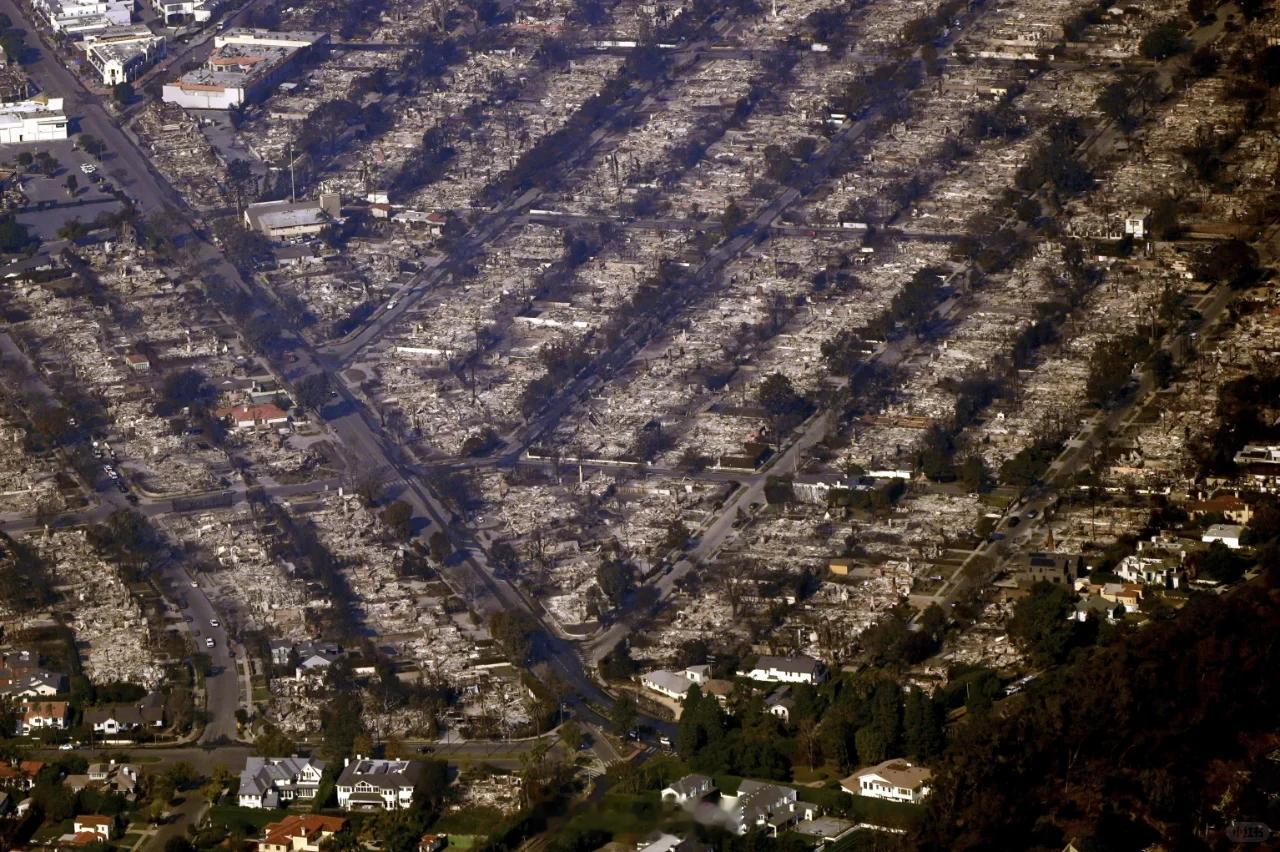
<box><xmin>917</xmin><ymin>573</ymin><xmax>1280</xmax><ymax>851</ymax></box>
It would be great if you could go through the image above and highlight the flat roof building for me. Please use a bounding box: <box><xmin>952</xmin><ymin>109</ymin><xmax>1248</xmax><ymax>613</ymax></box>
<box><xmin>85</xmin><ymin>29</ymin><xmax>165</xmax><ymax>86</ymax></box>
<box><xmin>162</xmin><ymin>28</ymin><xmax>326</xmax><ymax>109</ymax></box>
<box><xmin>243</xmin><ymin>194</ymin><xmax>341</xmax><ymax>240</ymax></box>
<box><xmin>33</xmin><ymin>0</ymin><xmax>133</xmax><ymax>34</ymax></box>
<box><xmin>0</xmin><ymin>95</ymin><xmax>68</xmax><ymax>144</ymax></box>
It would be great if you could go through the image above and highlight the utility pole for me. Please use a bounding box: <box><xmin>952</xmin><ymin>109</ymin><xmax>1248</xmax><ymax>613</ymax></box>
<box><xmin>288</xmin><ymin>138</ymin><xmax>297</xmax><ymax>202</ymax></box>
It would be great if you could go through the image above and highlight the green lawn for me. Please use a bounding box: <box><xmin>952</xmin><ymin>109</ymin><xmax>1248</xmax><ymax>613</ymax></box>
<box><xmin>433</xmin><ymin>806</ymin><xmax>507</xmax><ymax>836</ymax></box>
<box><xmin>845</xmin><ymin>795</ymin><xmax>925</xmax><ymax>828</ymax></box>
<box><xmin>206</xmin><ymin>804</ymin><xmax>281</xmax><ymax>834</ymax></box>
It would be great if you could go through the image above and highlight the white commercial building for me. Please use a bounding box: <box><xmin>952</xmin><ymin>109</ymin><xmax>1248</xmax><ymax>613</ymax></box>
<box><xmin>0</xmin><ymin>95</ymin><xmax>68</xmax><ymax>144</ymax></box>
<box><xmin>33</xmin><ymin>0</ymin><xmax>134</xmax><ymax>34</ymax></box>
<box><xmin>154</xmin><ymin>0</ymin><xmax>217</xmax><ymax>24</ymax></box>
<box><xmin>85</xmin><ymin>28</ymin><xmax>165</xmax><ymax>86</ymax></box>
<box><xmin>162</xmin><ymin>28</ymin><xmax>326</xmax><ymax>109</ymax></box>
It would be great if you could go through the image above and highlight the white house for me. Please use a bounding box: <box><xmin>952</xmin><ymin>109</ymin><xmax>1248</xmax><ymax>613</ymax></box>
<box><xmin>764</xmin><ymin>686</ymin><xmax>794</xmax><ymax>724</ymax></box>
<box><xmin>72</xmin><ymin>815</ymin><xmax>113</xmax><ymax>840</ymax></box>
<box><xmin>842</xmin><ymin>759</ymin><xmax>933</xmax><ymax>804</ymax></box>
<box><xmin>237</xmin><ymin>756</ymin><xmax>327</xmax><ymax>808</ymax></box>
<box><xmin>1123</xmin><ymin>212</ymin><xmax>1149</xmax><ymax>239</ymax></box>
<box><xmin>738</xmin><ymin>654</ymin><xmax>826</xmax><ymax>685</ymax></box>
<box><xmin>0</xmin><ymin>671</ymin><xmax>66</xmax><ymax>697</ymax></box>
<box><xmin>1116</xmin><ymin>554</ymin><xmax>1184</xmax><ymax>589</ymax></box>
<box><xmin>17</xmin><ymin>700</ymin><xmax>68</xmax><ymax>734</ymax></box>
<box><xmin>641</xmin><ymin>670</ymin><xmax>696</xmax><ymax>701</ymax></box>
<box><xmin>1202</xmin><ymin>524</ymin><xmax>1244</xmax><ymax>550</ymax></box>
<box><xmin>721</xmin><ymin>780</ymin><xmax>814</xmax><ymax>836</ymax></box>
<box><xmin>661</xmin><ymin>774</ymin><xmax>715</xmax><ymax>806</ymax></box>
<box><xmin>84</xmin><ymin>701</ymin><xmax>164</xmax><ymax>735</ymax></box>
<box><xmin>216</xmin><ymin>403</ymin><xmax>289</xmax><ymax>431</ymax></box>
<box><xmin>335</xmin><ymin>758</ymin><xmax>423</xmax><ymax>810</ymax></box>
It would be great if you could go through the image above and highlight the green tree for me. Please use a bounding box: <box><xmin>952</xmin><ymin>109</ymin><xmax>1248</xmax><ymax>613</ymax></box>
<box><xmin>903</xmin><ymin>688</ymin><xmax>945</xmax><ymax>760</ymax></box>
<box><xmin>959</xmin><ymin>456</ymin><xmax>991</xmax><ymax>493</ymax></box>
<box><xmin>870</xmin><ymin>680</ymin><xmax>903</xmax><ymax>753</ymax></box>
<box><xmin>1195</xmin><ymin>239</ymin><xmax>1258</xmax><ymax>289</ymax></box>
<box><xmin>254</xmin><ymin>722</ymin><xmax>297</xmax><ymax>756</ymax></box>
<box><xmin>382</xmin><ymin>500</ymin><xmax>413</xmax><ymax>541</ymax></box>
<box><xmin>855</xmin><ymin>724</ymin><xmax>889</xmax><ymax>765</ymax></box>
<box><xmin>294</xmin><ymin>373</ymin><xmax>331</xmax><ymax>412</ymax></box>
<box><xmin>1095</xmin><ymin>80</ymin><xmax>1135</xmax><ymax>128</ymax></box>
<box><xmin>490</xmin><ymin>610</ymin><xmax>539</xmax><ymax>664</ymax></box>
<box><xmin>1086</xmin><ymin>337</ymin><xmax>1137</xmax><ymax>408</ymax></box>
<box><xmin>77</xmin><ymin>133</ymin><xmax>105</xmax><ymax>158</ymax></box>
<box><xmin>1189</xmin><ymin>541</ymin><xmax>1246</xmax><ymax>584</ymax></box>
<box><xmin>428</xmin><ymin>530</ymin><xmax>452</xmax><ymax>563</ymax></box>
<box><xmin>558</xmin><ymin>720</ymin><xmax>583</xmax><ymax>751</ymax></box>
<box><xmin>112</xmin><ymin>81</ymin><xmax>135</xmax><ymax>107</ymax></box>
<box><xmin>610</xmin><ymin>694</ymin><xmax>637</xmax><ymax>735</ymax></box>
<box><xmin>1139</xmin><ymin>22</ymin><xmax>1186</xmax><ymax>61</ymax></box>
<box><xmin>226</xmin><ymin>158</ymin><xmax>255</xmax><ymax>211</ymax></box>
<box><xmin>1008</xmin><ymin>581</ymin><xmax>1079</xmax><ymax>664</ymax></box>
<box><xmin>0</xmin><ymin>31</ymin><xmax>23</xmax><ymax>64</ymax></box>
<box><xmin>596</xmin><ymin>558</ymin><xmax>634</xmax><ymax>607</ymax></box>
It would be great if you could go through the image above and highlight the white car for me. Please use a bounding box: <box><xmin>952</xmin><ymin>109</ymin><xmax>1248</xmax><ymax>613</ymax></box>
<box><xmin>209</xmin><ymin>619</ymin><xmax>219</xmax><ymax>627</ymax></box>
<box><xmin>386</xmin><ymin>299</ymin><xmax>398</xmax><ymax>310</ymax></box>
<box><xmin>79</xmin><ymin>162</ymin><xmax>97</xmax><ymax>174</ymax></box>
<box><xmin>190</xmin><ymin>580</ymin><xmax>199</xmax><ymax>588</ymax></box>
<box><xmin>205</xmin><ymin>637</ymin><xmax>215</xmax><ymax>648</ymax></box>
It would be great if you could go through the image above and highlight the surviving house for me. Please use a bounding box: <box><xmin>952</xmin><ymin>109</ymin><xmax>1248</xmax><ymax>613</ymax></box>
<box><xmin>738</xmin><ymin>655</ymin><xmax>826</xmax><ymax>685</ymax></box>
<box><xmin>720</xmin><ymin>780</ymin><xmax>814</xmax><ymax>836</ymax></box>
<box><xmin>17</xmin><ymin>700</ymin><xmax>68</xmax><ymax>734</ymax></box>
<box><xmin>661</xmin><ymin>774</ymin><xmax>716</xmax><ymax>806</ymax></box>
<box><xmin>84</xmin><ymin>699</ymin><xmax>165</xmax><ymax>736</ymax></box>
<box><xmin>842</xmin><ymin>759</ymin><xmax>933</xmax><ymax>804</ymax></box>
<box><xmin>237</xmin><ymin>756</ymin><xmax>327</xmax><ymax>808</ymax></box>
<box><xmin>256</xmin><ymin>814</ymin><xmax>348</xmax><ymax>852</ymax></box>
<box><xmin>335</xmin><ymin>758</ymin><xmax>423</xmax><ymax>810</ymax></box>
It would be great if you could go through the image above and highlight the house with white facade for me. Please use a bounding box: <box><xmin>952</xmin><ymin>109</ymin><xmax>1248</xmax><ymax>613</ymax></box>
<box><xmin>641</xmin><ymin>669</ymin><xmax>696</xmax><ymax>701</ymax></box>
<box><xmin>237</xmin><ymin>756</ymin><xmax>327</xmax><ymax>808</ymax></box>
<box><xmin>721</xmin><ymin>780</ymin><xmax>814</xmax><ymax>836</ymax></box>
<box><xmin>1202</xmin><ymin>524</ymin><xmax>1244</xmax><ymax>550</ymax></box>
<box><xmin>17</xmin><ymin>700</ymin><xmax>68</xmax><ymax>734</ymax></box>
<box><xmin>335</xmin><ymin>758</ymin><xmax>423</xmax><ymax>810</ymax></box>
<box><xmin>738</xmin><ymin>654</ymin><xmax>826</xmax><ymax>685</ymax></box>
<box><xmin>842</xmin><ymin>759</ymin><xmax>933</xmax><ymax>804</ymax></box>
<box><xmin>0</xmin><ymin>671</ymin><xmax>66</xmax><ymax>697</ymax></box>
<box><xmin>661</xmin><ymin>774</ymin><xmax>715</xmax><ymax>806</ymax></box>
<box><xmin>84</xmin><ymin>700</ymin><xmax>164</xmax><ymax>736</ymax></box>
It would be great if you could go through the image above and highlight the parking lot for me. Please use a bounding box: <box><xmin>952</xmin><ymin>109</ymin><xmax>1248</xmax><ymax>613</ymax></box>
<box><xmin>13</xmin><ymin>138</ymin><xmax>125</xmax><ymax>240</ymax></box>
